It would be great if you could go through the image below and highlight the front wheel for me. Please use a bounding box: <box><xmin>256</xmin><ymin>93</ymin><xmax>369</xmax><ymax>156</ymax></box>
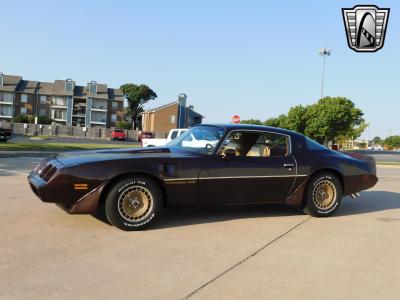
<box><xmin>303</xmin><ymin>172</ymin><xmax>342</xmax><ymax>217</ymax></box>
<box><xmin>105</xmin><ymin>176</ymin><xmax>163</xmax><ymax>230</ymax></box>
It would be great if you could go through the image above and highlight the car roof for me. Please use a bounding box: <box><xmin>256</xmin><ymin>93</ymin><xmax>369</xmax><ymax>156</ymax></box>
<box><xmin>197</xmin><ymin>123</ymin><xmax>302</xmax><ymax>137</ymax></box>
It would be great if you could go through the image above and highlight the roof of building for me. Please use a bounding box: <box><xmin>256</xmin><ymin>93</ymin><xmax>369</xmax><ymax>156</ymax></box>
<box><xmin>88</xmin><ymin>83</ymin><xmax>108</xmax><ymax>100</ymax></box>
<box><xmin>36</xmin><ymin>82</ymin><xmax>53</xmax><ymax>95</ymax></box>
<box><xmin>52</xmin><ymin>80</ymin><xmax>74</xmax><ymax>96</ymax></box>
<box><xmin>0</xmin><ymin>74</ymin><xmax>22</xmax><ymax>92</ymax></box>
<box><xmin>16</xmin><ymin>80</ymin><xmax>39</xmax><ymax>93</ymax></box>
<box><xmin>142</xmin><ymin>101</ymin><xmax>177</xmax><ymax>113</ymax></box>
<box><xmin>73</xmin><ymin>85</ymin><xmax>87</xmax><ymax>98</ymax></box>
<box><xmin>1</xmin><ymin>73</ymin><xmax>124</xmax><ymax>101</ymax></box>
<box><xmin>142</xmin><ymin>101</ymin><xmax>204</xmax><ymax>118</ymax></box>
<box><xmin>108</xmin><ymin>88</ymin><xmax>124</xmax><ymax>101</ymax></box>
<box><xmin>187</xmin><ymin>107</ymin><xmax>204</xmax><ymax>118</ymax></box>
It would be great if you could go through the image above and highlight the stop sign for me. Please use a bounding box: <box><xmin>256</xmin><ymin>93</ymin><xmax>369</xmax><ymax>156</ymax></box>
<box><xmin>232</xmin><ymin>115</ymin><xmax>240</xmax><ymax>124</ymax></box>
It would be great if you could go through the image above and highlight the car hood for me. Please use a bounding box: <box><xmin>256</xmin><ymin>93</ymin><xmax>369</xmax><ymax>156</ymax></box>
<box><xmin>54</xmin><ymin>147</ymin><xmax>187</xmax><ymax>167</ymax></box>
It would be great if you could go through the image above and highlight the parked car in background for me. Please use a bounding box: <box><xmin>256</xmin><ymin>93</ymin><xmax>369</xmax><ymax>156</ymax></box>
<box><xmin>368</xmin><ymin>145</ymin><xmax>384</xmax><ymax>151</ymax></box>
<box><xmin>111</xmin><ymin>129</ymin><xmax>126</xmax><ymax>141</ymax></box>
<box><xmin>142</xmin><ymin>129</ymin><xmax>187</xmax><ymax>147</ymax></box>
<box><xmin>0</xmin><ymin>127</ymin><xmax>12</xmax><ymax>142</ymax></box>
<box><xmin>137</xmin><ymin>131</ymin><xmax>154</xmax><ymax>142</ymax></box>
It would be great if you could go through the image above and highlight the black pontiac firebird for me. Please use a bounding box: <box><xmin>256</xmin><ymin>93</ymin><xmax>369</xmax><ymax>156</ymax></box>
<box><xmin>28</xmin><ymin>124</ymin><xmax>378</xmax><ymax>231</ymax></box>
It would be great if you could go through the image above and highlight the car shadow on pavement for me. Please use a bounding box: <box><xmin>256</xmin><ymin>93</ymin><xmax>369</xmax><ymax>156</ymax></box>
<box><xmin>334</xmin><ymin>191</ymin><xmax>400</xmax><ymax>217</ymax></box>
<box><xmin>91</xmin><ymin>191</ymin><xmax>400</xmax><ymax>230</ymax></box>
<box><xmin>92</xmin><ymin>203</ymin><xmax>300</xmax><ymax>229</ymax></box>
<box><xmin>152</xmin><ymin>205</ymin><xmax>301</xmax><ymax>230</ymax></box>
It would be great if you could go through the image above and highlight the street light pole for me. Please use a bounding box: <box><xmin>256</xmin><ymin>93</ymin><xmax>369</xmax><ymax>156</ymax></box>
<box><xmin>319</xmin><ymin>48</ymin><xmax>331</xmax><ymax>99</ymax></box>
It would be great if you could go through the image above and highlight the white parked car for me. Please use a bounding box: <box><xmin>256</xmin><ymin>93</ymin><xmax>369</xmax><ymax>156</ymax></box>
<box><xmin>142</xmin><ymin>129</ymin><xmax>188</xmax><ymax>147</ymax></box>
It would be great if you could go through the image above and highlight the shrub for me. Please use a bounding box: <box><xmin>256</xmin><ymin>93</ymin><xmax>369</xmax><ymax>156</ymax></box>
<box><xmin>116</xmin><ymin>120</ymin><xmax>132</xmax><ymax>130</ymax></box>
<box><xmin>36</xmin><ymin>115</ymin><xmax>52</xmax><ymax>125</ymax></box>
<box><xmin>12</xmin><ymin>115</ymin><xmax>29</xmax><ymax>123</ymax></box>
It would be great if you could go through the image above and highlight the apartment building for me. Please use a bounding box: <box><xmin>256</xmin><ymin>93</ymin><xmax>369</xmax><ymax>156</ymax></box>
<box><xmin>0</xmin><ymin>73</ymin><xmax>124</xmax><ymax>128</ymax></box>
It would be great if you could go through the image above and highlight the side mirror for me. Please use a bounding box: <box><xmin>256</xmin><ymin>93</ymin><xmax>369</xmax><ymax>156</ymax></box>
<box><xmin>222</xmin><ymin>148</ymin><xmax>236</xmax><ymax>159</ymax></box>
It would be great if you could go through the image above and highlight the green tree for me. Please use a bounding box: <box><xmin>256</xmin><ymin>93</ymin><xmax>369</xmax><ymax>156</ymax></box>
<box><xmin>264</xmin><ymin>114</ymin><xmax>288</xmax><ymax>128</ymax></box>
<box><xmin>384</xmin><ymin>135</ymin><xmax>400</xmax><ymax>150</ymax></box>
<box><xmin>372</xmin><ymin>136</ymin><xmax>382</xmax><ymax>145</ymax></box>
<box><xmin>241</xmin><ymin>119</ymin><xmax>263</xmax><ymax>125</ymax></box>
<box><xmin>285</xmin><ymin>105</ymin><xmax>308</xmax><ymax>133</ymax></box>
<box><xmin>120</xmin><ymin>83</ymin><xmax>157</xmax><ymax>130</ymax></box>
<box><xmin>304</xmin><ymin>97</ymin><xmax>365</xmax><ymax>144</ymax></box>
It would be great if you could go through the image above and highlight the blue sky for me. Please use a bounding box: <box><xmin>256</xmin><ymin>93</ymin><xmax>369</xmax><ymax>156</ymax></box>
<box><xmin>1</xmin><ymin>0</ymin><xmax>398</xmax><ymax>139</ymax></box>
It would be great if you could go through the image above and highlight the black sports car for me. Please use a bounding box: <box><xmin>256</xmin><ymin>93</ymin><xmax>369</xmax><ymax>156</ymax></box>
<box><xmin>28</xmin><ymin>124</ymin><xmax>378</xmax><ymax>230</ymax></box>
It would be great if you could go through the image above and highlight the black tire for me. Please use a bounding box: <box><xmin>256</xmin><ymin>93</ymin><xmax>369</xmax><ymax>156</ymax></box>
<box><xmin>105</xmin><ymin>176</ymin><xmax>163</xmax><ymax>231</ymax></box>
<box><xmin>303</xmin><ymin>172</ymin><xmax>342</xmax><ymax>217</ymax></box>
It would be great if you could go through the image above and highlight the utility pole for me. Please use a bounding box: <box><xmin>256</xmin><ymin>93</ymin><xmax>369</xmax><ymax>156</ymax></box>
<box><xmin>319</xmin><ymin>48</ymin><xmax>331</xmax><ymax>98</ymax></box>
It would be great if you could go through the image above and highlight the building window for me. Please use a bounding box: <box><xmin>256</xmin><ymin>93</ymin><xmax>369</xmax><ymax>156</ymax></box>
<box><xmin>92</xmin><ymin>99</ymin><xmax>107</xmax><ymax>110</ymax></box>
<box><xmin>112</xmin><ymin>101</ymin><xmax>117</xmax><ymax>109</ymax></box>
<box><xmin>91</xmin><ymin>111</ymin><xmax>106</xmax><ymax>123</ymax></box>
<box><xmin>21</xmin><ymin>94</ymin><xmax>28</xmax><ymax>103</ymax></box>
<box><xmin>20</xmin><ymin>107</ymin><xmax>27</xmax><ymax>115</ymax></box>
<box><xmin>0</xmin><ymin>106</ymin><xmax>12</xmax><ymax>116</ymax></box>
<box><xmin>51</xmin><ymin>108</ymin><xmax>66</xmax><ymax>120</ymax></box>
<box><xmin>88</xmin><ymin>81</ymin><xmax>97</xmax><ymax>94</ymax></box>
<box><xmin>2</xmin><ymin>93</ymin><xmax>13</xmax><ymax>103</ymax></box>
<box><xmin>40</xmin><ymin>108</ymin><xmax>47</xmax><ymax>116</ymax></box>
<box><xmin>40</xmin><ymin>95</ymin><xmax>47</xmax><ymax>104</ymax></box>
<box><xmin>170</xmin><ymin>115</ymin><xmax>176</xmax><ymax>124</ymax></box>
<box><xmin>111</xmin><ymin>114</ymin><xmax>117</xmax><ymax>122</ymax></box>
<box><xmin>51</xmin><ymin>96</ymin><xmax>66</xmax><ymax>107</ymax></box>
<box><xmin>0</xmin><ymin>73</ymin><xmax>3</xmax><ymax>86</ymax></box>
<box><xmin>65</xmin><ymin>79</ymin><xmax>73</xmax><ymax>92</ymax></box>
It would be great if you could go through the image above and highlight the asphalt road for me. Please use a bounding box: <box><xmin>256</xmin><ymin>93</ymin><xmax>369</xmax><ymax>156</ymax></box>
<box><xmin>1</xmin><ymin>157</ymin><xmax>399</xmax><ymax>299</ymax></box>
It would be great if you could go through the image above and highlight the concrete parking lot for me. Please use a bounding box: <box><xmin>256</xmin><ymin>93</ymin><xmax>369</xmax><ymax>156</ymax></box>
<box><xmin>1</xmin><ymin>157</ymin><xmax>399</xmax><ymax>299</ymax></box>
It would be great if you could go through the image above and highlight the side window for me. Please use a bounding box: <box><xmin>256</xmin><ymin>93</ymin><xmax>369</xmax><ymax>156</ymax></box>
<box><xmin>218</xmin><ymin>131</ymin><xmax>289</xmax><ymax>157</ymax></box>
<box><xmin>170</xmin><ymin>131</ymin><xmax>178</xmax><ymax>140</ymax></box>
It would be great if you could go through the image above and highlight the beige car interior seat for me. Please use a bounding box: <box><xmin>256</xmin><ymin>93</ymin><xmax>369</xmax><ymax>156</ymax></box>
<box><xmin>246</xmin><ymin>144</ymin><xmax>271</xmax><ymax>157</ymax></box>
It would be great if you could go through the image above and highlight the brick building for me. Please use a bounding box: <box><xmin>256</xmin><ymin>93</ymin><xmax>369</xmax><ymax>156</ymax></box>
<box><xmin>141</xmin><ymin>94</ymin><xmax>203</xmax><ymax>134</ymax></box>
<box><xmin>0</xmin><ymin>73</ymin><xmax>124</xmax><ymax>128</ymax></box>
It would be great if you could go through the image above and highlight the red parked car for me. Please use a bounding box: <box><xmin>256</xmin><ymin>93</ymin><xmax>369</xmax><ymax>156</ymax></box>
<box><xmin>137</xmin><ymin>131</ymin><xmax>154</xmax><ymax>142</ymax></box>
<box><xmin>111</xmin><ymin>129</ymin><xmax>126</xmax><ymax>141</ymax></box>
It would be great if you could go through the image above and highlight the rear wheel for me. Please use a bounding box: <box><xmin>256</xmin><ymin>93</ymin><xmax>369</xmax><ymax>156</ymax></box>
<box><xmin>303</xmin><ymin>172</ymin><xmax>342</xmax><ymax>217</ymax></box>
<box><xmin>105</xmin><ymin>176</ymin><xmax>163</xmax><ymax>230</ymax></box>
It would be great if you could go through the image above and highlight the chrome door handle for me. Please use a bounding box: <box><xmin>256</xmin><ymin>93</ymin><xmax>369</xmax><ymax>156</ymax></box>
<box><xmin>284</xmin><ymin>163</ymin><xmax>295</xmax><ymax>168</ymax></box>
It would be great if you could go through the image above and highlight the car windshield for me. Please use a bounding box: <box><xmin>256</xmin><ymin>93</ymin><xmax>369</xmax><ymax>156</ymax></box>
<box><xmin>168</xmin><ymin>126</ymin><xmax>226</xmax><ymax>155</ymax></box>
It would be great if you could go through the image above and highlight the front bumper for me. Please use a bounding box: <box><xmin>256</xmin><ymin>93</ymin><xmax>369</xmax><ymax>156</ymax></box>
<box><xmin>28</xmin><ymin>158</ymin><xmax>105</xmax><ymax>214</ymax></box>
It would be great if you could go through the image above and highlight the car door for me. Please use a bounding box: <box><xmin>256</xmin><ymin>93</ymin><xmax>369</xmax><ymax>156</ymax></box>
<box><xmin>198</xmin><ymin>130</ymin><xmax>297</xmax><ymax>204</ymax></box>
